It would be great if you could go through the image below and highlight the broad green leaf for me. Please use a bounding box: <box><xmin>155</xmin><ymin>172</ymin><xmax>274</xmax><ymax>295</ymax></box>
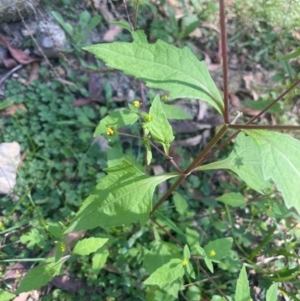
<box><xmin>186</xmin><ymin>227</ymin><xmax>200</xmax><ymax>251</ymax></box>
<box><xmin>144</xmin><ymin>258</ymin><xmax>183</xmax><ymax>287</ymax></box>
<box><xmin>66</xmin><ymin>161</ymin><xmax>178</xmax><ymax>232</ymax></box>
<box><xmin>245</xmin><ymin>130</ymin><xmax>300</xmax><ymax>213</ymax></box>
<box><xmin>144</xmin><ymin>242</ymin><xmax>181</xmax><ymax>274</ymax></box>
<box><xmin>194</xmin><ymin>244</ymin><xmax>205</xmax><ymax>257</ymax></box>
<box><xmin>92</xmin><ymin>246</ymin><xmax>109</xmax><ymax>274</ymax></box>
<box><xmin>0</xmin><ymin>289</ymin><xmax>15</xmax><ymax>301</ymax></box>
<box><xmin>185</xmin><ymin>262</ymin><xmax>195</xmax><ymax>279</ymax></box>
<box><xmin>266</xmin><ymin>283</ymin><xmax>278</xmax><ymax>301</ymax></box>
<box><xmin>145</xmin><ymin>95</ymin><xmax>174</xmax><ymax>153</ymax></box>
<box><xmin>0</xmin><ymin>99</ymin><xmax>14</xmax><ymax>110</ymax></box>
<box><xmin>162</xmin><ymin>280</ymin><xmax>183</xmax><ymax>298</ymax></box>
<box><xmin>107</xmin><ymin>147</ymin><xmax>144</xmax><ymax>172</ymax></box>
<box><xmin>94</xmin><ymin>108</ymin><xmax>139</xmax><ymax>136</ymax></box>
<box><xmin>110</xmin><ymin>20</ymin><xmax>132</xmax><ymax>32</ymax></box>
<box><xmin>173</xmin><ymin>192</ymin><xmax>188</xmax><ymax>214</ymax></box>
<box><xmin>162</xmin><ymin>103</ymin><xmax>192</xmax><ymax>120</ymax></box>
<box><xmin>204</xmin><ymin>238</ymin><xmax>233</xmax><ymax>261</ymax></box>
<box><xmin>235</xmin><ymin>266</ymin><xmax>251</xmax><ymax>301</ymax></box>
<box><xmin>83</xmin><ymin>30</ymin><xmax>224</xmax><ymax>113</ymax></box>
<box><xmin>16</xmin><ymin>257</ymin><xmax>65</xmax><ymax>294</ymax></box>
<box><xmin>216</xmin><ymin>193</ymin><xmax>246</xmax><ymax>207</ymax></box>
<box><xmin>46</xmin><ymin>223</ymin><xmax>64</xmax><ymax>238</ymax></box>
<box><xmin>243</xmin><ymin>100</ymin><xmax>282</xmax><ymax>113</ymax></box>
<box><xmin>73</xmin><ymin>237</ymin><xmax>108</xmax><ymax>255</ymax></box>
<box><xmin>204</xmin><ymin>257</ymin><xmax>214</xmax><ymax>273</ymax></box>
<box><xmin>282</xmin><ymin>47</ymin><xmax>300</xmax><ymax>60</ymax></box>
<box><xmin>198</xmin><ymin>132</ymin><xmax>272</xmax><ymax>194</ymax></box>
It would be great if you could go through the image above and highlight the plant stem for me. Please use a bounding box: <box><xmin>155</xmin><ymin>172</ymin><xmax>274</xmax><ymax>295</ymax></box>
<box><xmin>151</xmin><ymin>124</ymin><xmax>228</xmax><ymax>214</ymax></box>
<box><xmin>229</xmin><ymin>124</ymin><xmax>300</xmax><ymax>130</ymax></box>
<box><xmin>219</xmin><ymin>0</ymin><xmax>229</xmax><ymax>123</ymax></box>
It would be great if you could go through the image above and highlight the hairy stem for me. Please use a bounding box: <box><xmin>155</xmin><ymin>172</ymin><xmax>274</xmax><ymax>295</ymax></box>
<box><xmin>219</xmin><ymin>0</ymin><xmax>229</xmax><ymax>123</ymax></box>
<box><xmin>151</xmin><ymin>124</ymin><xmax>228</xmax><ymax>214</ymax></box>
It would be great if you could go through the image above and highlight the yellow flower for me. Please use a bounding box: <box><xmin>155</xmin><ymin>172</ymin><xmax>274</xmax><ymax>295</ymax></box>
<box><xmin>60</xmin><ymin>245</ymin><xmax>66</xmax><ymax>252</ymax></box>
<box><xmin>145</xmin><ymin>114</ymin><xmax>153</xmax><ymax>122</ymax></box>
<box><xmin>182</xmin><ymin>259</ymin><xmax>188</xmax><ymax>266</ymax></box>
<box><xmin>107</xmin><ymin>126</ymin><xmax>114</xmax><ymax>136</ymax></box>
<box><xmin>161</xmin><ymin>94</ymin><xmax>169</xmax><ymax>102</ymax></box>
<box><xmin>209</xmin><ymin>250</ymin><xmax>216</xmax><ymax>257</ymax></box>
<box><xmin>133</xmin><ymin>100</ymin><xmax>141</xmax><ymax>108</ymax></box>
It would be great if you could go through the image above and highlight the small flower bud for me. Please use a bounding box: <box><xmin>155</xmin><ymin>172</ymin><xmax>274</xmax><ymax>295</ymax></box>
<box><xmin>107</xmin><ymin>126</ymin><xmax>115</xmax><ymax>136</ymax></box>
<box><xmin>161</xmin><ymin>94</ymin><xmax>169</xmax><ymax>102</ymax></box>
<box><xmin>133</xmin><ymin>100</ymin><xmax>141</xmax><ymax>108</ymax></box>
<box><xmin>145</xmin><ymin>114</ymin><xmax>153</xmax><ymax>122</ymax></box>
<box><xmin>182</xmin><ymin>259</ymin><xmax>188</xmax><ymax>266</ymax></box>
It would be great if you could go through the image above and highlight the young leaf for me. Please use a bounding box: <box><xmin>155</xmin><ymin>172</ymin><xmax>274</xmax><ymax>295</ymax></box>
<box><xmin>266</xmin><ymin>283</ymin><xmax>278</xmax><ymax>301</ymax></box>
<box><xmin>83</xmin><ymin>30</ymin><xmax>224</xmax><ymax>113</ymax></box>
<box><xmin>144</xmin><ymin>242</ymin><xmax>181</xmax><ymax>274</ymax></box>
<box><xmin>186</xmin><ymin>227</ymin><xmax>200</xmax><ymax>251</ymax></box>
<box><xmin>51</xmin><ymin>11</ymin><xmax>73</xmax><ymax>37</ymax></box>
<box><xmin>235</xmin><ymin>266</ymin><xmax>251</xmax><ymax>301</ymax></box>
<box><xmin>173</xmin><ymin>192</ymin><xmax>188</xmax><ymax>215</ymax></box>
<box><xmin>94</xmin><ymin>108</ymin><xmax>139</xmax><ymax>136</ymax></box>
<box><xmin>66</xmin><ymin>161</ymin><xmax>178</xmax><ymax>232</ymax></box>
<box><xmin>204</xmin><ymin>238</ymin><xmax>233</xmax><ymax>261</ymax></box>
<box><xmin>194</xmin><ymin>244</ymin><xmax>214</xmax><ymax>272</ymax></box>
<box><xmin>143</xmin><ymin>139</ymin><xmax>153</xmax><ymax>165</ymax></box>
<box><xmin>154</xmin><ymin>211</ymin><xmax>185</xmax><ymax>236</ymax></box>
<box><xmin>198</xmin><ymin>132</ymin><xmax>272</xmax><ymax>194</ymax></box>
<box><xmin>183</xmin><ymin>245</ymin><xmax>191</xmax><ymax>260</ymax></box>
<box><xmin>16</xmin><ymin>258</ymin><xmax>65</xmax><ymax>294</ymax></box>
<box><xmin>144</xmin><ymin>258</ymin><xmax>184</xmax><ymax>287</ymax></box>
<box><xmin>145</xmin><ymin>95</ymin><xmax>174</xmax><ymax>153</ymax></box>
<box><xmin>109</xmin><ymin>20</ymin><xmax>132</xmax><ymax>32</ymax></box>
<box><xmin>204</xmin><ymin>257</ymin><xmax>214</xmax><ymax>273</ymax></box>
<box><xmin>0</xmin><ymin>289</ymin><xmax>15</xmax><ymax>301</ymax></box>
<box><xmin>245</xmin><ymin>130</ymin><xmax>300</xmax><ymax>213</ymax></box>
<box><xmin>216</xmin><ymin>193</ymin><xmax>246</xmax><ymax>207</ymax></box>
<box><xmin>92</xmin><ymin>246</ymin><xmax>109</xmax><ymax>274</ymax></box>
<box><xmin>73</xmin><ymin>237</ymin><xmax>108</xmax><ymax>255</ymax></box>
<box><xmin>282</xmin><ymin>47</ymin><xmax>300</xmax><ymax>60</ymax></box>
<box><xmin>162</xmin><ymin>103</ymin><xmax>192</xmax><ymax>120</ymax></box>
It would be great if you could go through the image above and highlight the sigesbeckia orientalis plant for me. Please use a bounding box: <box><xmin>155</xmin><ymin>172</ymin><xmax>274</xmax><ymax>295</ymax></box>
<box><xmin>11</xmin><ymin>1</ymin><xmax>300</xmax><ymax>300</ymax></box>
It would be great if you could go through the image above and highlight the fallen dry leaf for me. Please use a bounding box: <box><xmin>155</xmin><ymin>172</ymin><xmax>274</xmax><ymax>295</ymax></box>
<box><xmin>0</xmin><ymin>34</ymin><xmax>40</xmax><ymax>65</ymax></box>
<box><xmin>3</xmin><ymin>58</ymin><xmax>18</xmax><ymax>68</ymax></box>
<box><xmin>0</xmin><ymin>103</ymin><xmax>27</xmax><ymax>118</ymax></box>
<box><xmin>73</xmin><ymin>97</ymin><xmax>93</xmax><ymax>107</ymax></box>
<box><xmin>24</xmin><ymin>62</ymin><xmax>40</xmax><ymax>86</ymax></box>
<box><xmin>103</xmin><ymin>26</ymin><xmax>123</xmax><ymax>42</ymax></box>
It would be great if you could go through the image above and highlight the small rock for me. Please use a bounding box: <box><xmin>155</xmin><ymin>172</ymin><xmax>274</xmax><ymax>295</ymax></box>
<box><xmin>0</xmin><ymin>142</ymin><xmax>20</xmax><ymax>195</ymax></box>
<box><xmin>35</xmin><ymin>20</ymin><xmax>68</xmax><ymax>58</ymax></box>
<box><xmin>0</xmin><ymin>44</ymin><xmax>7</xmax><ymax>65</ymax></box>
<box><xmin>0</xmin><ymin>0</ymin><xmax>40</xmax><ymax>23</ymax></box>
<box><xmin>21</xmin><ymin>20</ymin><xmax>38</xmax><ymax>37</ymax></box>
<box><xmin>127</xmin><ymin>89</ymin><xmax>135</xmax><ymax>102</ymax></box>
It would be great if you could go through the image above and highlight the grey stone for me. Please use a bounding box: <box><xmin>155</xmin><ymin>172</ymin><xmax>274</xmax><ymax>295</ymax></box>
<box><xmin>35</xmin><ymin>20</ymin><xmax>68</xmax><ymax>57</ymax></box>
<box><xmin>0</xmin><ymin>0</ymin><xmax>40</xmax><ymax>23</ymax></box>
<box><xmin>0</xmin><ymin>142</ymin><xmax>20</xmax><ymax>195</ymax></box>
<box><xmin>0</xmin><ymin>44</ymin><xmax>7</xmax><ymax>65</ymax></box>
<box><xmin>21</xmin><ymin>20</ymin><xmax>37</xmax><ymax>37</ymax></box>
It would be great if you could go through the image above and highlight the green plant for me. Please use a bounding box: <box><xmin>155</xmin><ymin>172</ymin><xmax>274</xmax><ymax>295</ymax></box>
<box><xmin>2</xmin><ymin>1</ymin><xmax>300</xmax><ymax>300</ymax></box>
<box><xmin>51</xmin><ymin>10</ymin><xmax>101</xmax><ymax>54</ymax></box>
